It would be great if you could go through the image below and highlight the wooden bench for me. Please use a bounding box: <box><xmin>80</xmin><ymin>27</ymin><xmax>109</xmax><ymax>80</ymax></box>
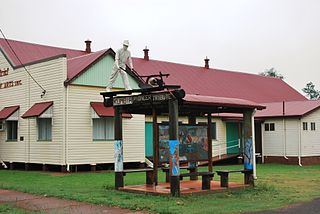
<box><xmin>162</xmin><ymin>166</ymin><xmax>198</xmax><ymax>182</ymax></box>
<box><xmin>180</xmin><ymin>172</ymin><xmax>214</xmax><ymax>190</ymax></box>
<box><xmin>216</xmin><ymin>169</ymin><xmax>253</xmax><ymax>188</ymax></box>
<box><xmin>122</xmin><ymin>168</ymin><xmax>154</xmax><ymax>185</ymax></box>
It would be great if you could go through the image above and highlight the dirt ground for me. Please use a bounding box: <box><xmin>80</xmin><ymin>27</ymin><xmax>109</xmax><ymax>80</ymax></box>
<box><xmin>0</xmin><ymin>189</ymin><xmax>145</xmax><ymax>214</ymax></box>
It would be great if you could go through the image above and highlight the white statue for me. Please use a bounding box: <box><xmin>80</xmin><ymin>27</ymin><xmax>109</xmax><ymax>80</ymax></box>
<box><xmin>106</xmin><ymin>40</ymin><xmax>133</xmax><ymax>92</ymax></box>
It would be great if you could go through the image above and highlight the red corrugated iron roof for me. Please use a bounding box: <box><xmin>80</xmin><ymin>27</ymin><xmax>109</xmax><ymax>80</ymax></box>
<box><xmin>0</xmin><ymin>38</ymin><xmax>308</xmax><ymax>106</ymax></box>
<box><xmin>22</xmin><ymin>101</ymin><xmax>53</xmax><ymax>118</ymax></box>
<box><xmin>0</xmin><ymin>38</ymin><xmax>87</xmax><ymax>67</ymax></box>
<box><xmin>210</xmin><ymin>100</ymin><xmax>320</xmax><ymax>118</ymax></box>
<box><xmin>90</xmin><ymin>102</ymin><xmax>132</xmax><ymax>118</ymax></box>
<box><xmin>0</xmin><ymin>105</ymin><xmax>20</xmax><ymax>120</ymax></box>
<box><xmin>132</xmin><ymin>58</ymin><xmax>307</xmax><ymax>103</ymax></box>
<box><xmin>184</xmin><ymin>94</ymin><xmax>265</xmax><ymax>110</ymax></box>
<box><xmin>255</xmin><ymin>100</ymin><xmax>320</xmax><ymax>118</ymax></box>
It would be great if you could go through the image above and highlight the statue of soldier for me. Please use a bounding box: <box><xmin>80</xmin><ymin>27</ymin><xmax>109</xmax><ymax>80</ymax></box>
<box><xmin>106</xmin><ymin>40</ymin><xmax>133</xmax><ymax>92</ymax></box>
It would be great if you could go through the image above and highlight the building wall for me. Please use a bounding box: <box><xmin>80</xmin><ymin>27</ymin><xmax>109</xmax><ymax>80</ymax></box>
<box><xmin>262</xmin><ymin>118</ymin><xmax>299</xmax><ymax>157</ymax></box>
<box><xmin>0</xmin><ymin>51</ymin><xmax>67</xmax><ymax>165</ymax></box>
<box><xmin>301</xmin><ymin>108</ymin><xmax>320</xmax><ymax>156</ymax></box>
<box><xmin>67</xmin><ymin>85</ymin><xmax>145</xmax><ymax>165</ymax></box>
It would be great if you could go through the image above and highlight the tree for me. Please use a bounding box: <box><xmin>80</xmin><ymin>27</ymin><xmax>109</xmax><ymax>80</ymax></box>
<box><xmin>259</xmin><ymin>68</ymin><xmax>284</xmax><ymax>80</ymax></box>
<box><xmin>302</xmin><ymin>82</ymin><xmax>320</xmax><ymax>100</ymax></box>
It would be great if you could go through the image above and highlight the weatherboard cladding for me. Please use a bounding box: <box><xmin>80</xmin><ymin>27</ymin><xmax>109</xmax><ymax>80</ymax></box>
<box><xmin>67</xmin><ymin>85</ymin><xmax>145</xmax><ymax>164</ymax></box>
<box><xmin>0</xmin><ymin>54</ymin><xmax>66</xmax><ymax>164</ymax></box>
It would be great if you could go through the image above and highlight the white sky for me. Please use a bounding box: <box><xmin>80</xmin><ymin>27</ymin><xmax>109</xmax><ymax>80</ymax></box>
<box><xmin>1</xmin><ymin>0</ymin><xmax>320</xmax><ymax>94</ymax></box>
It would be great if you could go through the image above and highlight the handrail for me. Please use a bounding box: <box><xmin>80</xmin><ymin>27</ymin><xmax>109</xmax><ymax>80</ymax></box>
<box><xmin>212</xmin><ymin>139</ymin><xmax>241</xmax><ymax>160</ymax></box>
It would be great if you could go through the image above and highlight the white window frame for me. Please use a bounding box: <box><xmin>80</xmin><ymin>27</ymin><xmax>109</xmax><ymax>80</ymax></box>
<box><xmin>91</xmin><ymin>108</ymin><xmax>114</xmax><ymax>141</ymax></box>
<box><xmin>37</xmin><ymin>106</ymin><xmax>53</xmax><ymax>141</ymax></box>
<box><xmin>6</xmin><ymin>110</ymin><xmax>19</xmax><ymax>142</ymax></box>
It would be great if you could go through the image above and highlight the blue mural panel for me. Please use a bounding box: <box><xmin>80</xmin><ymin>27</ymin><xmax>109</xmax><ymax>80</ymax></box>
<box><xmin>114</xmin><ymin>140</ymin><xmax>123</xmax><ymax>172</ymax></box>
<box><xmin>169</xmin><ymin>140</ymin><xmax>180</xmax><ymax>176</ymax></box>
<box><xmin>244</xmin><ymin>138</ymin><xmax>253</xmax><ymax>170</ymax></box>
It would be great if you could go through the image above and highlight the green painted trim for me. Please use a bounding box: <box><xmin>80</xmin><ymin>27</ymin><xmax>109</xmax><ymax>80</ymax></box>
<box><xmin>145</xmin><ymin>122</ymin><xmax>153</xmax><ymax>157</ymax></box>
<box><xmin>73</xmin><ymin>55</ymin><xmax>139</xmax><ymax>89</ymax></box>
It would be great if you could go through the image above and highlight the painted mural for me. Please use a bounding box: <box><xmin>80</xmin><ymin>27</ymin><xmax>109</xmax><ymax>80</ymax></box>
<box><xmin>244</xmin><ymin>138</ymin><xmax>253</xmax><ymax>170</ymax></box>
<box><xmin>169</xmin><ymin>140</ymin><xmax>180</xmax><ymax>176</ymax></box>
<box><xmin>159</xmin><ymin>125</ymin><xmax>208</xmax><ymax>162</ymax></box>
<box><xmin>114</xmin><ymin>140</ymin><xmax>123</xmax><ymax>171</ymax></box>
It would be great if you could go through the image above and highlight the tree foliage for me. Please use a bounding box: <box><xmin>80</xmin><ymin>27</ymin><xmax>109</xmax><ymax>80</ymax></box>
<box><xmin>259</xmin><ymin>68</ymin><xmax>284</xmax><ymax>80</ymax></box>
<box><xmin>302</xmin><ymin>82</ymin><xmax>320</xmax><ymax>100</ymax></box>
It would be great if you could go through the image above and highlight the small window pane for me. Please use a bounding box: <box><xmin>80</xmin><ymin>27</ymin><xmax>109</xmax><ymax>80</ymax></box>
<box><xmin>265</xmin><ymin>123</ymin><xmax>270</xmax><ymax>131</ymax></box>
<box><xmin>270</xmin><ymin>123</ymin><xmax>275</xmax><ymax>131</ymax></box>
<box><xmin>7</xmin><ymin>121</ymin><xmax>18</xmax><ymax>141</ymax></box>
<box><xmin>311</xmin><ymin>122</ymin><xmax>316</xmax><ymax>131</ymax></box>
<box><xmin>303</xmin><ymin>122</ymin><xmax>308</xmax><ymax>131</ymax></box>
<box><xmin>93</xmin><ymin>118</ymin><xmax>114</xmax><ymax>141</ymax></box>
<box><xmin>38</xmin><ymin>118</ymin><xmax>52</xmax><ymax>141</ymax></box>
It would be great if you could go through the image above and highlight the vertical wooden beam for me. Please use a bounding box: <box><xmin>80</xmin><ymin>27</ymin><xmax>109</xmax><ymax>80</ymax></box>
<box><xmin>207</xmin><ymin>113</ymin><xmax>213</xmax><ymax>173</ymax></box>
<box><xmin>114</xmin><ymin>106</ymin><xmax>124</xmax><ymax>189</ymax></box>
<box><xmin>243</xmin><ymin>109</ymin><xmax>254</xmax><ymax>186</ymax></box>
<box><xmin>169</xmin><ymin>99</ymin><xmax>180</xmax><ymax>197</ymax></box>
<box><xmin>152</xmin><ymin>108</ymin><xmax>158</xmax><ymax>185</ymax></box>
<box><xmin>188</xmin><ymin>116</ymin><xmax>198</xmax><ymax>180</ymax></box>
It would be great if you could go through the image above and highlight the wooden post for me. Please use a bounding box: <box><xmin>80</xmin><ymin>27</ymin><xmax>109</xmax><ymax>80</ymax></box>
<box><xmin>114</xmin><ymin>106</ymin><xmax>124</xmax><ymax>189</ymax></box>
<box><xmin>207</xmin><ymin>113</ymin><xmax>213</xmax><ymax>173</ymax></box>
<box><xmin>243</xmin><ymin>109</ymin><xmax>254</xmax><ymax>186</ymax></box>
<box><xmin>188</xmin><ymin>116</ymin><xmax>198</xmax><ymax>180</ymax></box>
<box><xmin>169</xmin><ymin>99</ymin><xmax>180</xmax><ymax>197</ymax></box>
<box><xmin>152</xmin><ymin>108</ymin><xmax>158</xmax><ymax>185</ymax></box>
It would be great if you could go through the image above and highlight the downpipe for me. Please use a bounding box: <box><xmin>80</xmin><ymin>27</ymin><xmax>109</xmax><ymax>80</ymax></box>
<box><xmin>298</xmin><ymin>119</ymin><xmax>302</xmax><ymax>166</ymax></box>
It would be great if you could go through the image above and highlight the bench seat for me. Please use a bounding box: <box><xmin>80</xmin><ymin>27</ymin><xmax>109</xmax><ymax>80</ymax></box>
<box><xmin>216</xmin><ymin>169</ymin><xmax>253</xmax><ymax>187</ymax></box>
<box><xmin>121</xmin><ymin>168</ymin><xmax>154</xmax><ymax>185</ymax></box>
<box><xmin>180</xmin><ymin>172</ymin><xmax>214</xmax><ymax>190</ymax></box>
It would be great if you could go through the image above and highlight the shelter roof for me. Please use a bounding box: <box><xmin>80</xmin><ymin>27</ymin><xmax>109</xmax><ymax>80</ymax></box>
<box><xmin>183</xmin><ymin>94</ymin><xmax>265</xmax><ymax>110</ymax></box>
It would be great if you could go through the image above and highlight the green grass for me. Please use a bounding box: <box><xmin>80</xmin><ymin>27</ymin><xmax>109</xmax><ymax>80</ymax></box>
<box><xmin>1</xmin><ymin>164</ymin><xmax>320</xmax><ymax>214</ymax></box>
<box><xmin>0</xmin><ymin>204</ymin><xmax>34</xmax><ymax>214</ymax></box>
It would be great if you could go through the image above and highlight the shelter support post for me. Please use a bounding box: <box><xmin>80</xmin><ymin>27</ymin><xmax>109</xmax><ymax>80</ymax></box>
<box><xmin>243</xmin><ymin>110</ymin><xmax>255</xmax><ymax>186</ymax></box>
<box><xmin>207</xmin><ymin>113</ymin><xmax>213</xmax><ymax>173</ymax></box>
<box><xmin>188</xmin><ymin>116</ymin><xmax>198</xmax><ymax>180</ymax></box>
<box><xmin>114</xmin><ymin>106</ymin><xmax>124</xmax><ymax>189</ymax></box>
<box><xmin>152</xmin><ymin>108</ymin><xmax>158</xmax><ymax>185</ymax></box>
<box><xmin>169</xmin><ymin>99</ymin><xmax>180</xmax><ymax>196</ymax></box>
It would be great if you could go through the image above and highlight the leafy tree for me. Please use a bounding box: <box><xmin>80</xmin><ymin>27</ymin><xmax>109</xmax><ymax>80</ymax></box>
<box><xmin>302</xmin><ymin>82</ymin><xmax>320</xmax><ymax>100</ymax></box>
<box><xmin>259</xmin><ymin>68</ymin><xmax>284</xmax><ymax>80</ymax></box>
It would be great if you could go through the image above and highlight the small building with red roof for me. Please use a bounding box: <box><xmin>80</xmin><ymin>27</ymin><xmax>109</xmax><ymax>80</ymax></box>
<box><xmin>0</xmin><ymin>38</ymin><xmax>319</xmax><ymax>170</ymax></box>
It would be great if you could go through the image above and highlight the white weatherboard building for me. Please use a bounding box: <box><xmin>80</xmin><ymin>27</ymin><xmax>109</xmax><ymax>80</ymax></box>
<box><xmin>0</xmin><ymin>39</ymin><xmax>145</xmax><ymax>171</ymax></box>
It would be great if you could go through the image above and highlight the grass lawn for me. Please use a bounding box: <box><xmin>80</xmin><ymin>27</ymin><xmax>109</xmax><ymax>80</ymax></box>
<box><xmin>0</xmin><ymin>204</ymin><xmax>34</xmax><ymax>214</ymax></box>
<box><xmin>1</xmin><ymin>164</ymin><xmax>320</xmax><ymax>214</ymax></box>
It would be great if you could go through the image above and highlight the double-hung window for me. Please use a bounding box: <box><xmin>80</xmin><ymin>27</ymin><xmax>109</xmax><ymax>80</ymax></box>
<box><xmin>92</xmin><ymin>117</ymin><xmax>115</xmax><ymax>140</ymax></box>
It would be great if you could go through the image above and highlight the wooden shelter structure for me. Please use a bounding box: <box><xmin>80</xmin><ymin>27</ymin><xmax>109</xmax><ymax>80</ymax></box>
<box><xmin>101</xmin><ymin>85</ymin><xmax>265</xmax><ymax>196</ymax></box>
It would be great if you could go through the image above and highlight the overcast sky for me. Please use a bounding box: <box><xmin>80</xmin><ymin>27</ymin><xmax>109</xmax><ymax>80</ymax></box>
<box><xmin>1</xmin><ymin>0</ymin><xmax>319</xmax><ymax>95</ymax></box>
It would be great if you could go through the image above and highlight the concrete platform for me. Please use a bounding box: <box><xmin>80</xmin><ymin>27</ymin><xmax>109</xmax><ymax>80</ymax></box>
<box><xmin>120</xmin><ymin>180</ymin><xmax>250</xmax><ymax>195</ymax></box>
